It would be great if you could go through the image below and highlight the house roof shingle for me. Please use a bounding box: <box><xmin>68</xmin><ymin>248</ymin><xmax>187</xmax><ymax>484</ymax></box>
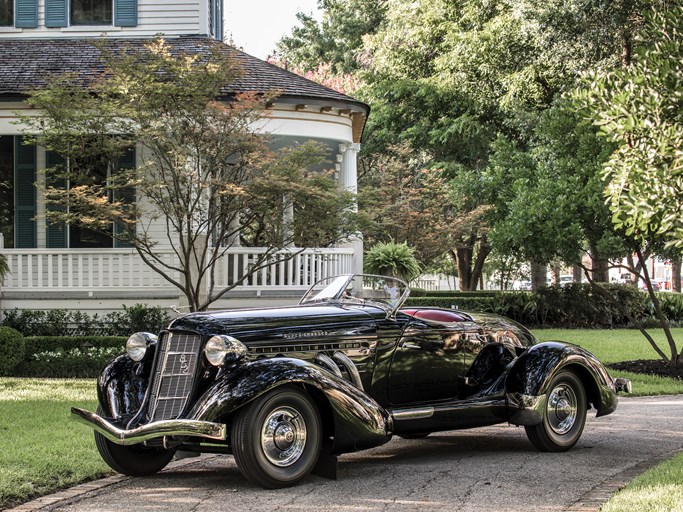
<box><xmin>0</xmin><ymin>36</ymin><xmax>368</xmax><ymax>114</ymax></box>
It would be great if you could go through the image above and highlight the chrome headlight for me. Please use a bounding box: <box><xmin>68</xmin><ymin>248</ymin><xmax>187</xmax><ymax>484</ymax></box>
<box><xmin>126</xmin><ymin>332</ymin><xmax>158</xmax><ymax>362</ymax></box>
<box><xmin>204</xmin><ymin>335</ymin><xmax>247</xmax><ymax>366</ymax></box>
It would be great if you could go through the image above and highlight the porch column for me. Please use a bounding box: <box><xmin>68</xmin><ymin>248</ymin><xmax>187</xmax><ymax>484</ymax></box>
<box><xmin>339</xmin><ymin>143</ymin><xmax>363</xmax><ymax>275</ymax></box>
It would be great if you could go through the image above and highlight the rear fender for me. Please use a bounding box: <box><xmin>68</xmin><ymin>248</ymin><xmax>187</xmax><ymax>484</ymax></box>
<box><xmin>187</xmin><ymin>357</ymin><xmax>392</xmax><ymax>454</ymax></box>
<box><xmin>505</xmin><ymin>342</ymin><xmax>617</xmax><ymax>416</ymax></box>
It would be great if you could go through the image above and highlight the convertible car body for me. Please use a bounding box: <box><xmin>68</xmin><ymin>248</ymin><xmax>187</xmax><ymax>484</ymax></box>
<box><xmin>72</xmin><ymin>274</ymin><xmax>632</xmax><ymax>488</ymax></box>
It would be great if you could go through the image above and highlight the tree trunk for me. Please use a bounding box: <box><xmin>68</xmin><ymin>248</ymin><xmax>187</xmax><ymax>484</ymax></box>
<box><xmin>588</xmin><ymin>240</ymin><xmax>610</xmax><ymax>282</ymax></box>
<box><xmin>550</xmin><ymin>261</ymin><xmax>561</xmax><ymax>285</ymax></box>
<box><xmin>672</xmin><ymin>258</ymin><xmax>681</xmax><ymax>293</ymax></box>
<box><xmin>572</xmin><ymin>264</ymin><xmax>583</xmax><ymax>283</ymax></box>
<box><xmin>530</xmin><ymin>261</ymin><xmax>547</xmax><ymax>291</ymax></box>
<box><xmin>451</xmin><ymin>238</ymin><xmax>492</xmax><ymax>292</ymax></box>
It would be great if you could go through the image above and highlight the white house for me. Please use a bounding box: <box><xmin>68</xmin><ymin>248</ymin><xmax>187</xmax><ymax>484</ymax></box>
<box><xmin>0</xmin><ymin>1</ymin><xmax>368</xmax><ymax>313</ymax></box>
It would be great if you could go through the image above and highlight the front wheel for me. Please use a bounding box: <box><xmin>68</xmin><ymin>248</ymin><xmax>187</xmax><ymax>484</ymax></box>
<box><xmin>525</xmin><ymin>371</ymin><xmax>587</xmax><ymax>452</ymax></box>
<box><xmin>94</xmin><ymin>433</ymin><xmax>176</xmax><ymax>476</ymax></box>
<box><xmin>231</xmin><ymin>385</ymin><xmax>321</xmax><ymax>489</ymax></box>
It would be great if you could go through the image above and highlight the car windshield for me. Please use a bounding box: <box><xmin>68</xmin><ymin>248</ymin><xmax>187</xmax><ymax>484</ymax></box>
<box><xmin>300</xmin><ymin>274</ymin><xmax>409</xmax><ymax>314</ymax></box>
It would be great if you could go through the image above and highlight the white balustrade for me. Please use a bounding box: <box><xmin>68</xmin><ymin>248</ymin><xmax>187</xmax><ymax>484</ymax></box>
<box><xmin>0</xmin><ymin>247</ymin><xmax>355</xmax><ymax>293</ymax></box>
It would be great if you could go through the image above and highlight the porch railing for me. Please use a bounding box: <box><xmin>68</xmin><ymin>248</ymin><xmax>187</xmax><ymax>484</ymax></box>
<box><xmin>0</xmin><ymin>247</ymin><xmax>355</xmax><ymax>293</ymax></box>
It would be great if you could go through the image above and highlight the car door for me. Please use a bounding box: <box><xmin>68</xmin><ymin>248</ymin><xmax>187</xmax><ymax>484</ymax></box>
<box><xmin>386</xmin><ymin>320</ymin><xmax>467</xmax><ymax>405</ymax></box>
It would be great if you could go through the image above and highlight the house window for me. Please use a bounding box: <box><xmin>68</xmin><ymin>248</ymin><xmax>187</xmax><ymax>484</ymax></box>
<box><xmin>71</xmin><ymin>0</ymin><xmax>111</xmax><ymax>25</ymax></box>
<box><xmin>0</xmin><ymin>136</ymin><xmax>14</xmax><ymax>248</ymax></box>
<box><xmin>0</xmin><ymin>0</ymin><xmax>12</xmax><ymax>26</ymax></box>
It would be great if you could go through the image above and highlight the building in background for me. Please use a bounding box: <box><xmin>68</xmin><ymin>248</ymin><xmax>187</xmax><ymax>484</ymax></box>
<box><xmin>0</xmin><ymin>1</ymin><xmax>367</xmax><ymax>312</ymax></box>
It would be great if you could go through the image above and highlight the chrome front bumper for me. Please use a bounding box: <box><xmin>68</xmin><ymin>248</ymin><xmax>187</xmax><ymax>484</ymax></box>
<box><xmin>71</xmin><ymin>407</ymin><xmax>227</xmax><ymax>446</ymax></box>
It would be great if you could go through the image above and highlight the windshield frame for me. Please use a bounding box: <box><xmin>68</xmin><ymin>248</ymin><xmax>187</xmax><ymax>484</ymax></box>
<box><xmin>299</xmin><ymin>274</ymin><xmax>410</xmax><ymax>316</ymax></box>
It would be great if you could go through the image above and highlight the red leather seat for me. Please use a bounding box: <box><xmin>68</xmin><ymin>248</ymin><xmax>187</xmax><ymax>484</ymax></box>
<box><xmin>401</xmin><ymin>309</ymin><xmax>469</xmax><ymax>323</ymax></box>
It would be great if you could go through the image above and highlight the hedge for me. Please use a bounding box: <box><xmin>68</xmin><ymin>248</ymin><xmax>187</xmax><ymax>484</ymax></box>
<box><xmin>13</xmin><ymin>336</ymin><xmax>126</xmax><ymax>379</ymax></box>
<box><xmin>405</xmin><ymin>283</ymin><xmax>664</xmax><ymax>328</ymax></box>
<box><xmin>1</xmin><ymin>304</ymin><xmax>171</xmax><ymax>337</ymax></box>
<box><xmin>0</xmin><ymin>327</ymin><xmax>25</xmax><ymax>376</ymax></box>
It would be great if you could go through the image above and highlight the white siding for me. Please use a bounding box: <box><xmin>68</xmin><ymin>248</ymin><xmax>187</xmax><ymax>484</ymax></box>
<box><xmin>0</xmin><ymin>0</ymin><xmax>205</xmax><ymax>38</ymax></box>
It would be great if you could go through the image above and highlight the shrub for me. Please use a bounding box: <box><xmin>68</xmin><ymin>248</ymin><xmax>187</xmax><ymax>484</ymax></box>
<box><xmin>14</xmin><ymin>336</ymin><xmax>126</xmax><ymax>378</ymax></box>
<box><xmin>364</xmin><ymin>241</ymin><xmax>422</xmax><ymax>282</ymax></box>
<box><xmin>0</xmin><ymin>327</ymin><xmax>25</xmax><ymax>376</ymax></box>
<box><xmin>1</xmin><ymin>304</ymin><xmax>171</xmax><ymax>337</ymax></box>
<box><xmin>404</xmin><ymin>284</ymin><xmax>651</xmax><ymax>328</ymax></box>
<box><xmin>17</xmin><ymin>346</ymin><xmax>124</xmax><ymax>378</ymax></box>
<box><xmin>22</xmin><ymin>336</ymin><xmax>126</xmax><ymax>356</ymax></box>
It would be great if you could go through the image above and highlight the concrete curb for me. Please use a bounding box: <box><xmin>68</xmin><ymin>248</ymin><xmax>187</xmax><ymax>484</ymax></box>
<box><xmin>5</xmin><ymin>455</ymin><xmax>218</xmax><ymax>512</ymax></box>
<box><xmin>565</xmin><ymin>447</ymin><xmax>683</xmax><ymax>512</ymax></box>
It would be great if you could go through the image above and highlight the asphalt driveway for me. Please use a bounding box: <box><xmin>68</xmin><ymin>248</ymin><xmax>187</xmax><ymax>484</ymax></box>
<box><xmin>16</xmin><ymin>395</ymin><xmax>683</xmax><ymax>512</ymax></box>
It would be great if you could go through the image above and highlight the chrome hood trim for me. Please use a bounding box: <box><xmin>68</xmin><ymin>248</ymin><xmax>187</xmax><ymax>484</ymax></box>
<box><xmin>71</xmin><ymin>407</ymin><xmax>227</xmax><ymax>446</ymax></box>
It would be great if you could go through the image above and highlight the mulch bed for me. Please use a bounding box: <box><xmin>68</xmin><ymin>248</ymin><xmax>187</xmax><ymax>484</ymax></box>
<box><xmin>608</xmin><ymin>359</ymin><xmax>683</xmax><ymax>381</ymax></box>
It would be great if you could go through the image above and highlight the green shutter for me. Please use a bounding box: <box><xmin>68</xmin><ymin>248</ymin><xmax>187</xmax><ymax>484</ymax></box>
<box><xmin>14</xmin><ymin>136</ymin><xmax>36</xmax><ymax>248</ymax></box>
<box><xmin>15</xmin><ymin>0</ymin><xmax>38</xmax><ymax>28</ymax></box>
<box><xmin>114</xmin><ymin>146</ymin><xmax>136</xmax><ymax>248</ymax></box>
<box><xmin>114</xmin><ymin>0</ymin><xmax>137</xmax><ymax>27</ymax></box>
<box><xmin>45</xmin><ymin>151</ymin><xmax>67</xmax><ymax>249</ymax></box>
<box><xmin>44</xmin><ymin>0</ymin><xmax>67</xmax><ymax>27</ymax></box>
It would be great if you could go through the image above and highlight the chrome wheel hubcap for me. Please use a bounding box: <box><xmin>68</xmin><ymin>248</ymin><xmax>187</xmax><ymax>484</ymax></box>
<box><xmin>261</xmin><ymin>406</ymin><xmax>307</xmax><ymax>467</ymax></box>
<box><xmin>547</xmin><ymin>383</ymin><xmax>578</xmax><ymax>435</ymax></box>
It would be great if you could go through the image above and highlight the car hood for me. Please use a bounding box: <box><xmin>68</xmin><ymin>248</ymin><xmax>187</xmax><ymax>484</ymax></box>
<box><xmin>167</xmin><ymin>304</ymin><xmax>386</xmax><ymax>341</ymax></box>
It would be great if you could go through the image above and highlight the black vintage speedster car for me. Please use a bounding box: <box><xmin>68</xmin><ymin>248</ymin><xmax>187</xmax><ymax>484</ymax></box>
<box><xmin>72</xmin><ymin>274</ymin><xmax>631</xmax><ymax>488</ymax></box>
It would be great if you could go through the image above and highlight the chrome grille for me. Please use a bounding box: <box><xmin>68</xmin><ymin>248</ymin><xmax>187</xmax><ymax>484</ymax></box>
<box><xmin>149</xmin><ymin>332</ymin><xmax>202</xmax><ymax>421</ymax></box>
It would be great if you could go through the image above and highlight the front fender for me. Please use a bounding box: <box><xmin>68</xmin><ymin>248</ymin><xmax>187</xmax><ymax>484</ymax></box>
<box><xmin>506</xmin><ymin>341</ymin><xmax>617</xmax><ymax>417</ymax></box>
<box><xmin>97</xmin><ymin>354</ymin><xmax>149</xmax><ymax>419</ymax></box>
<box><xmin>187</xmin><ymin>357</ymin><xmax>392</xmax><ymax>454</ymax></box>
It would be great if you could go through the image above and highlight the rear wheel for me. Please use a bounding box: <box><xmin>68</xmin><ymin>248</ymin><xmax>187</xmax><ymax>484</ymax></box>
<box><xmin>525</xmin><ymin>371</ymin><xmax>587</xmax><ymax>452</ymax></box>
<box><xmin>231</xmin><ymin>386</ymin><xmax>321</xmax><ymax>489</ymax></box>
<box><xmin>94</xmin><ymin>408</ymin><xmax>175</xmax><ymax>476</ymax></box>
<box><xmin>399</xmin><ymin>432</ymin><xmax>430</xmax><ymax>439</ymax></box>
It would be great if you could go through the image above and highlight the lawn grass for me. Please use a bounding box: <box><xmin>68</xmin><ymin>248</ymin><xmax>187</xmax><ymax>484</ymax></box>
<box><xmin>531</xmin><ymin>328</ymin><xmax>683</xmax><ymax>396</ymax></box>
<box><xmin>0</xmin><ymin>378</ymin><xmax>110</xmax><ymax>509</ymax></box>
<box><xmin>601</xmin><ymin>452</ymin><xmax>683</xmax><ymax>512</ymax></box>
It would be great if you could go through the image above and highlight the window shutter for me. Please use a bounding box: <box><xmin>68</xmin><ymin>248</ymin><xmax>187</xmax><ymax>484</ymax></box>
<box><xmin>114</xmin><ymin>146</ymin><xmax>136</xmax><ymax>248</ymax></box>
<box><xmin>15</xmin><ymin>0</ymin><xmax>38</xmax><ymax>28</ymax></box>
<box><xmin>114</xmin><ymin>0</ymin><xmax>137</xmax><ymax>27</ymax></box>
<box><xmin>14</xmin><ymin>136</ymin><xmax>36</xmax><ymax>248</ymax></box>
<box><xmin>44</xmin><ymin>0</ymin><xmax>67</xmax><ymax>27</ymax></box>
<box><xmin>45</xmin><ymin>151</ymin><xmax>67</xmax><ymax>249</ymax></box>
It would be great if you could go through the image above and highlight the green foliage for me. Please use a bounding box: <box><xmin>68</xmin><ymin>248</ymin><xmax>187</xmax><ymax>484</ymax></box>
<box><xmin>276</xmin><ymin>0</ymin><xmax>388</xmax><ymax>73</ymax></box>
<box><xmin>22</xmin><ymin>336</ymin><xmax>126</xmax><ymax>355</ymax></box>
<box><xmin>16</xmin><ymin>346</ymin><xmax>123</xmax><ymax>379</ymax></box>
<box><xmin>575</xmin><ymin>6</ymin><xmax>683</xmax><ymax>247</ymax></box>
<box><xmin>101</xmin><ymin>304</ymin><xmax>171</xmax><ymax>336</ymax></box>
<box><xmin>0</xmin><ymin>254</ymin><xmax>8</xmax><ymax>284</ymax></box>
<box><xmin>11</xmin><ymin>336</ymin><xmax>125</xmax><ymax>378</ymax></box>
<box><xmin>364</xmin><ymin>241</ymin><xmax>422</xmax><ymax>281</ymax></box>
<box><xmin>407</xmin><ymin>284</ymin><xmax>652</xmax><ymax>328</ymax></box>
<box><xmin>0</xmin><ymin>327</ymin><xmax>24</xmax><ymax>376</ymax></box>
<box><xmin>1</xmin><ymin>304</ymin><xmax>170</xmax><ymax>337</ymax></box>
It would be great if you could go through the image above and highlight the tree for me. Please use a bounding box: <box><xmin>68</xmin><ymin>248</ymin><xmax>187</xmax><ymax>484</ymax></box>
<box><xmin>22</xmin><ymin>38</ymin><xmax>357</xmax><ymax>311</ymax></box>
<box><xmin>275</xmin><ymin>0</ymin><xmax>388</xmax><ymax>73</ymax></box>
<box><xmin>575</xmin><ymin>6</ymin><xmax>683</xmax><ymax>365</ymax></box>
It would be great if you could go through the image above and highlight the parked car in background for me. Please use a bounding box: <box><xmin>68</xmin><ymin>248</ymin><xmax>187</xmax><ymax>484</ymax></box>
<box><xmin>72</xmin><ymin>274</ymin><xmax>631</xmax><ymax>488</ymax></box>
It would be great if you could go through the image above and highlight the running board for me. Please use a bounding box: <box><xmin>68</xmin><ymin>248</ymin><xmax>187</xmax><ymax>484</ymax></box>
<box><xmin>390</xmin><ymin>406</ymin><xmax>435</xmax><ymax>421</ymax></box>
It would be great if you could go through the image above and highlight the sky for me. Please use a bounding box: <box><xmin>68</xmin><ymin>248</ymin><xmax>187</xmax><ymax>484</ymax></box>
<box><xmin>224</xmin><ymin>1</ymin><xmax>322</xmax><ymax>60</ymax></box>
